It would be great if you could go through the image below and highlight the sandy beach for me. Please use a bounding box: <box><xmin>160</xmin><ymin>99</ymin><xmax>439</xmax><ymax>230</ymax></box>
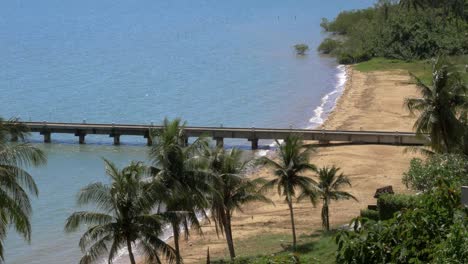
<box><xmin>138</xmin><ymin>66</ymin><xmax>422</xmax><ymax>263</ymax></box>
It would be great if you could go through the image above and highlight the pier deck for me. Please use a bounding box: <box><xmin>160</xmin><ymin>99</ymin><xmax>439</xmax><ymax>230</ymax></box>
<box><xmin>22</xmin><ymin>121</ymin><xmax>425</xmax><ymax>149</ymax></box>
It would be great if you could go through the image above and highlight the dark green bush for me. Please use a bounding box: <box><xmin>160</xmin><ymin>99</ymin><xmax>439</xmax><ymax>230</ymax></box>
<box><xmin>377</xmin><ymin>194</ymin><xmax>415</xmax><ymax>220</ymax></box>
<box><xmin>360</xmin><ymin>209</ymin><xmax>379</xmax><ymax>221</ymax></box>
<box><xmin>317</xmin><ymin>38</ymin><xmax>341</xmax><ymax>54</ymax></box>
<box><xmin>336</xmin><ymin>180</ymin><xmax>466</xmax><ymax>263</ymax></box>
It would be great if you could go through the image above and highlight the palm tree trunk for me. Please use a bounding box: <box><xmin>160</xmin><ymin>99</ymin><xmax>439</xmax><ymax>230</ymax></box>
<box><xmin>322</xmin><ymin>199</ymin><xmax>330</xmax><ymax>232</ymax></box>
<box><xmin>126</xmin><ymin>238</ymin><xmax>137</xmax><ymax>264</ymax></box>
<box><xmin>286</xmin><ymin>197</ymin><xmax>297</xmax><ymax>250</ymax></box>
<box><xmin>223</xmin><ymin>210</ymin><xmax>236</xmax><ymax>260</ymax></box>
<box><xmin>172</xmin><ymin>223</ymin><xmax>182</xmax><ymax>264</ymax></box>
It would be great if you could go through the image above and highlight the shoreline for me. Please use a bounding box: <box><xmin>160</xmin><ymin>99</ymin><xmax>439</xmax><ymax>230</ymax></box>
<box><xmin>138</xmin><ymin>66</ymin><xmax>421</xmax><ymax>263</ymax></box>
<box><xmin>308</xmin><ymin>64</ymin><xmax>349</xmax><ymax>129</ymax></box>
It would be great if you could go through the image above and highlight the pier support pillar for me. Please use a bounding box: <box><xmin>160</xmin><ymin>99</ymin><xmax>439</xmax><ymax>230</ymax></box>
<box><xmin>111</xmin><ymin>134</ymin><xmax>120</xmax><ymax>145</ymax></box>
<box><xmin>214</xmin><ymin>137</ymin><xmax>224</xmax><ymax>148</ymax></box>
<box><xmin>249</xmin><ymin>138</ymin><xmax>259</xmax><ymax>150</ymax></box>
<box><xmin>144</xmin><ymin>134</ymin><xmax>153</xmax><ymax>146</ymax></box>
<box><xmin>41</xmin><ymin>132</ymin><xmax>51</xmax><ymax>143</ymax></box>
<box><xmin>75</xmin><ymin>133</ymin><xmax>86</xmax><ymax>144</ymax></box>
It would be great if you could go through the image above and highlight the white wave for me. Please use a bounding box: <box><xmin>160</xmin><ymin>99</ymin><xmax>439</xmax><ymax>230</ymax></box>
<box><xmin>256</xmin><ymin>65</ymin><xmax>347</xmax><ymax>156</ymax></box>
<box><xmin>307</xmin><ymin>64</ymin><xmax>347</xmax><ymax>129</ymax></box>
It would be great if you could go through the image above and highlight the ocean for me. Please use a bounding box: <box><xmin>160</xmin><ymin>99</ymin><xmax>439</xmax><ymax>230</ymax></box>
<box><xmin>0</xmin><ymin>0</ymin><xmax>374</xmax><ymax>263</ymax></box>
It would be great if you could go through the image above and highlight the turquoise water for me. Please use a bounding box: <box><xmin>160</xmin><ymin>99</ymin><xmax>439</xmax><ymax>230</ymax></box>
<box><xmin>0</xmin><ymin>0</ymin><xmax>374</xmax><ymax>263</ymax></box>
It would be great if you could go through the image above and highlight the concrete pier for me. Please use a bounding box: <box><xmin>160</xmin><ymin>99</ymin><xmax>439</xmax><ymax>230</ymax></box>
<box><xmin>110</xmin><ymin>134</ymin><xmax>120</xmax><ymax>145</ymax></box>
<box><xmin>41</xmin><ymin>131</ymin><xmax>51</xmax><ymax>143</ymax></box>
<box><xmin>21</xmin><ymin>121</ymin><xmax>426</xmax><ymax>148</ymax></box>
<box><xmin>249</xmin><ymin>138</ymin><xmax>259</xmax><ymax>150</ymax></box>
<box><xmin>75</xmin><ymin>132</ymin><xmax>86</xmax><ymax>144</ymax></box>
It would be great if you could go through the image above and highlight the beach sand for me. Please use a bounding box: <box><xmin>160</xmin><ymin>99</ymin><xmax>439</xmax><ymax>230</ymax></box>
<box><xmin>138</xmin><ymin>67</ymin><xmax>422</xmax><ymax>263</ymax></box>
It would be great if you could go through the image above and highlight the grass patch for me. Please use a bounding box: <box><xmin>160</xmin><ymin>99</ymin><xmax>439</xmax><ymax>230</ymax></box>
<box><xmin>212</xmin><ymin>231</ymin><xmax>337</xmax><ymax>264</ymax></box>
<box><xmin>354</xmin><ymin>56</ymin><xmax>468</xmax><ymax>85</ymax></box>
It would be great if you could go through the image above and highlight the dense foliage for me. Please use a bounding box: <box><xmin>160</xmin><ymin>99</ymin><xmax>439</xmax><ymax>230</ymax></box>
<box><xmin>336</xmin><ymin>180</ymin><xmax>467</xmax><ymax>264</ymax></box>
<box><xmin>403</xmin><ymin>153</ymin><xmax>468</xmax><ymax>191</ymax></box>
<box><xmin>65</xmin><ymin>160</ymin><xmax>176</xmax><ymax>264</ymax></box>
<box><xmin>359</xmin><ymin>209</ymin><xmax>379</xmax><ymax>221</ymax></box>
<box><xmin>319</xmin><ymin>0</ymin><xmax>468</xmax><ymax>63</ymax></box>
<box><xmin>0</xmin><ymin>118</ymin><xmax>46</xmax><ymax>262</ymax></box>
<box><xmin>377</xmin><ymin>193</ymin><xmax>415</xmax><ymax>220</ymax></box>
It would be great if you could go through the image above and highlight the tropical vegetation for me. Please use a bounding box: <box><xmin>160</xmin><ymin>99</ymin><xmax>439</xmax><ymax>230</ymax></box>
<box><xmin>148</xmin><ymin>118</ymin><xmax>210</xmax><ymax>264</ymax></box>
<box><xmin>203</xmin><ymin>147</ymin><xmax>270</xmax><ymax>260</ymax></box>
<box><xmin>0</xmin><ymin>117</ymin><xmax>46</xmax><ymax>262</ymax></box>
<box><xmin>336</xmin><ymin>180</ymin><xmax>467</xmax><ymax>263</ymax></box>
<box><xmin>310</xmin><ymin>166</ymin><xmax>356</xmax><ymax>232</ymax></box>
<box><xmin>294</xmin><ymin>44</ymin><xmax>309</xmax><ymax>55</ymax></box>
<box><xmin>319</xmin><ymin>0</ymin><xmax>468</xmax><ymax>63</ymax></box>
<box><xmin>403</xmin><ymin>153</ymin><xmax>468</xmax><ymax>191</ymax></box>
<box><xmin>258</xmin><ymin>135</ymin><xmax>317</xmax><ymax>249</ymax></box>
<box><xmin>65</xmin><ymin>160</ymin><xmax>177</xmax><ymax>264</ymax></box>
<box><xmin>405</xmin><ymin>56</ymin><xmax>468</xmax><ymax>154</ymax></box>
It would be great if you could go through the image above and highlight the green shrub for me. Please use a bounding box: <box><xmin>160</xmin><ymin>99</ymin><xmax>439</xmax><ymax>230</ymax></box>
<box><xmin>360</xmin><ymin>209</ymin><xmax>379</xmax><ymax>221</ymax></box>
<box><xmin>318</xmin><ymin>38</ymin><xmax>341</xmax><ymax>54</ymax></box>
<box><xmin>336</xmin><ymin>181</ymin><xmax>465</xmax><ymax>263</ymax></box>
<box><xmin>377</xmin><ymin>194</ymin><xmax>415</xmax><ymax>220</ymax></box>
<box><xmin>402</xmin><ymin>154</ymin><xmax>468</xmax><ymax>192</ymax></box>
<box><xmin>433</xmin><ymin>215</ymin><xmax>468</xmax><ymax>263</ymax></box>
<box><xmin>294</xmin><ymin>44</ymin><xmax>309</xmax><ymax>55</ymax></box>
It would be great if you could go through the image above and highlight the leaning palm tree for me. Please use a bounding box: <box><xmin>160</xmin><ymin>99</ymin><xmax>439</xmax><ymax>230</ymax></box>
<box><xmin>149</xmin><ymin>118</ymin><xmax>211</xmax><ymax>264</ymax></box>
<box><xmin>204</xmin><ymin>147</ymin><xmax>270</xmax><ymax>260</ymax></box>
<box><xmin>0</xmin><ymin>117</ymin><xmax>46</xmax><ymax>261</ymax></box>
<box><xmin>65</xmin><ymin>159</ymin><xmax>176</xmax><ymax>264</ymax></box>
<box><xmin>405</xmin><ymin>56</ymin><xmax>467</xmax><ymax>154</ymax></box>
<box><xmin>311</xmin><ymin>166</ymin><xmax>357</xmax><ymax>232</ymax></box>
<box><xmin>258</xmin><ymin>135</ymin><xmax>317</xmax><ymax>249</ymax></box>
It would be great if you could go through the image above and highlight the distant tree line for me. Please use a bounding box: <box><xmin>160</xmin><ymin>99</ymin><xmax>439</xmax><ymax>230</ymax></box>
<box><xmin>318</xmin><ymin>0</ymin><xmax>468</xmax><ymax>63</ymax></box>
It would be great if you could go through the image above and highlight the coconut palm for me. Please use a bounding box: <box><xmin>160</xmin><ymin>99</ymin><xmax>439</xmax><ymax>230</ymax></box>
<box><xmin>149</xmin><ymin>118</ymin><xmax>211</xmax><ymax>264</ymax></box>
<box><xmin>312</xmin><ymin>166</ymin><xmax>357</xmax><ymax>232</ymax></box>
<box><xmin>258</xmin><ymin>135</ymin><xmax>317</xmax><ymax>249</ymax></box>
<box><xmin>0</xmin><ymin>117</ymin><xmax>46</xmax><ymax>261</ymax></box>
<box><xmin>65</xmin><ymin>159</ymin><xmax>176</xmax><ymax>264</ymax></box>
<box><xmin>399</xmin><ymin>0</ymin><xmax>426</xmax><ymax>10</ymax></box>
<box><xmin>204</xmin><ymin>147</ymin><xmax>270</xmax><ymax>260</ymax></box>
<box><xmin>405</xmin><ymin>57</ymin><xmax>467</xmax><ymax>153</ymax></box>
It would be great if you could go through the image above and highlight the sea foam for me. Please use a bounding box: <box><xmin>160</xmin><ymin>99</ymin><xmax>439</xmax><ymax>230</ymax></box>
<box><xmin>308</xmin><ymin>65</ymin><xmax>347</xmax><ymax>128</ymax></box>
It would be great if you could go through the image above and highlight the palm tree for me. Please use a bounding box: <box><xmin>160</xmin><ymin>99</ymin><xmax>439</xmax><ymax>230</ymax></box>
<box><xmin>258</xmin><ymin>135</ymin><xmax>317</xmax><ymax>249</ymax></box>
<box><xmin>149</xmin><ymin>118</ymin><xmax>210</xmax><ymax>264</ymax></box>
<box><xmin>312</xmin><ymin>166</ymin><xmax>357</xmax><ymax>232</ymax></box>
<box><xmin>405</xmin><ymin>57</ymin><xmax>467</xmax><ymax>153</ymax></box>
<box><xmin>204</xmin><ymin>147</ymin><xmax>270</xmax><ymax>260</ymax></box>
<box><xmin>0</xmin><ymin>117</ymin><xmax>46</xmax><ymax>261</ymax></box>
<box><xmin>399</xmin><ymin>0</ymin><xmax>426</xmax><ymax>10</ymax></box>
<box><xmin>65</xmin><ymin>159</ymin><xmax>176</xmax><ymax>264</ymax></box>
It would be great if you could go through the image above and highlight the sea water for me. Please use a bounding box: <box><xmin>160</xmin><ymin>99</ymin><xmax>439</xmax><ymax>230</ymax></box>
<box><xmin>0</xmin><ymin>0</ymin><xmax>374</xmax><ymax>263</ymax></box>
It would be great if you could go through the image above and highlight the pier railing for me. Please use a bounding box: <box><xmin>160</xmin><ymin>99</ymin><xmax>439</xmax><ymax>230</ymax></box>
<box><xmin>22</xmin><ymin>121</ymin><xmax>426</xmax><ymax>149</ymax></box>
